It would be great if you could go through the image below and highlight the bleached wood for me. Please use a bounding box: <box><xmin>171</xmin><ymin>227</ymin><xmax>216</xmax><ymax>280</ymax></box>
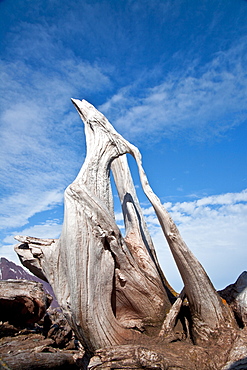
<box><xmin>159</xmin><ymin>288</ymin><xmax>185</xmax><ymax>338</ymax></box>
<box><xmin>16</xmin><ymin>100</ymin><xmax>172</xmax><ymax>350</ymax></box>
<box><xmin>122</xmin><ymin>140</ymin><xmax>236</xmax><ymax>343</ymax></box>
<box><xmin>14</xmin><ymin>99</ymin><xmax>237</xmax><ymax>354</ymax></box>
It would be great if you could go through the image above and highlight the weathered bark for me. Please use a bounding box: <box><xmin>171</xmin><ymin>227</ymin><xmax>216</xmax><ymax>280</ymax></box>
<box><xmin>158</xmin><ymin>288</ymin><xmax>186</xmax><ymax>339</ymax></box>
<box><xmin>45</xmin><ymin>309</ymin><xmax>74</xmax><ymax>348</ymax></box>
<box><xmin>0</xmin><ymin>280</ymin><xmax>52</xmax><ymax>327</ymax></box>
<box><xmin>88</xmin><ymin>336</ymin><xmax>239</xmax><ymax>370</ymax></box>
<box><xmin>14</xmin><ymin>99</ymin><xmax>246</xmax><ymax>368</ymax></box>
<box><xmin>14</xmin><ymin>236</ymin><xmax>56</xmax><ymax>282</ymax></box>
<box><xmin>1</xmin><ymin>351</ymin><xmax>80</xmax><ymax>370</ymax></box>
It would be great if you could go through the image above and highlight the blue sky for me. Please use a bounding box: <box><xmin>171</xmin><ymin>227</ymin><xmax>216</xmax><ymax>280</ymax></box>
<box><xmin>0</xmin><ymin>0</ymin><xmax>247</xmax><ymax>291</ymax></box>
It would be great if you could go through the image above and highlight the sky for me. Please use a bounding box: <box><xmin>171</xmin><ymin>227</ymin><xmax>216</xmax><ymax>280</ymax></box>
<box><xmin>0</xmin><ymin>0</ymin><xmax>247</xmax><ymax>292</ymax></box>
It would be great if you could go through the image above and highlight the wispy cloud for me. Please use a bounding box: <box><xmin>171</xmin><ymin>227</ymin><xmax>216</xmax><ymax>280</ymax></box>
<box><xmin>3</xmin><ymin>219</ymin><xmax>62</xmax><ymax>245</ymax></box>
<box><xmin>0</xmin><ymin>189</ymin><xmax>63</xmax><ymax>229</ymax></box>
<box><xmin>1</xmin><ymin>219</ymin><xmax>63</xmax><ymax>265</ymax></box>
<box><xmin>100</xmin><ymin>37</ymin><xmax>247</xmax><ymax>142</ymax></box>
<box><xmin>0</xmin><ymin>15</ymin><xmax>111</xmax><ymax>233</ymax></box>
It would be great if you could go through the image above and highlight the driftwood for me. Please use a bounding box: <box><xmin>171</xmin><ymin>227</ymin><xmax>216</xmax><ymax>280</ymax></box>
<box><xmin>0</xmin><ymin>280</ymin><xmax>52</xmax><ymax>327</ymax></box>
<box><xmin>1</xmin><ymin>350</ymin><xmax>80</xmax><ymax>370</ymax></box>
<box><xmin>44</xmin><ymin>309</ymin><xmax>74</xmax><ymax>348</ymax></box>
<box><xmin>0</xmin><ymin>310</ymin><xmax>86</xmax><ymax>370</ymax></box>
<box><xmin>14</xmin><ymin>99</ymin><xmax>247</xmax><ymax>369</ymax></box>
<box><xmin>89</xmin><ymin>336</ymin><xmax>247</xmax><ymax>370</ymax></box>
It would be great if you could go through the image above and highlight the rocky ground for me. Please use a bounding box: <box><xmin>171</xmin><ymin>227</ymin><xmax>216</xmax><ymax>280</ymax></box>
<box><xmin>0</xmin><ymin>308</ymin><xmax>89</xmax><ymax>370</ymax></box>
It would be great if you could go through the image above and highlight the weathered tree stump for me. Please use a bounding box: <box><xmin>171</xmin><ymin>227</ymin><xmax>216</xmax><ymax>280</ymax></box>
<box><xmin>14</xmin><ymin>99</ymin><xmax>247</xmax><ymax>369</ymax></box>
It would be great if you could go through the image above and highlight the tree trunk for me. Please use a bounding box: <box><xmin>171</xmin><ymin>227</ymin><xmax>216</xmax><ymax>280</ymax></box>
<box><xmin>14</xmin><ymin>99</ymin><xmax>246</xmax><ymax>368</ymax></box>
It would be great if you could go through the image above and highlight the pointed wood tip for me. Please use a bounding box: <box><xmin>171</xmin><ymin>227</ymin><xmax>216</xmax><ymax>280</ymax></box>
<box><xmin>71</xmin><ymin>98</ymin><xmax>96</xmax><ymax>122</ymax></box>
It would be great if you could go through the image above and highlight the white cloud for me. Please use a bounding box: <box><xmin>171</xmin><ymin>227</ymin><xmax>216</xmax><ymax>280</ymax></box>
<box><xmin>0</xmin><ymin>219</ymin><xmax>62</xmax><ymax>265</ymax></box>
<box><xmin>0</xmin><ymin>189</ymin><xmax>63</xmax><ymax>230</ymax></box>
<box><xmin>100</xmin><ymin>37</ymin><xmax>247</xmax><ymax>142</ymax></box>
<box><xmin>112</xmin><ymin>189</ymin><xmax>247</xmax><ymax>291</ymax></box>
<box><xmin>196</xmin><ymin>190</ymin><xmax>247</xmax><ymax>207</ymax></box>
<box><xmin>114</xmin><ymin>212</ymin><xmax>124</xmax><ymax>222</ymax></box>
<box><xmin>3</xmin><ymin>219</ymin><xmax>62</xmax><ymax>245</ymax></box>
<box><xmin>142</xmin><ymin>189</ymin><xmax>247</xmax><ymax>291</ymax></box>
